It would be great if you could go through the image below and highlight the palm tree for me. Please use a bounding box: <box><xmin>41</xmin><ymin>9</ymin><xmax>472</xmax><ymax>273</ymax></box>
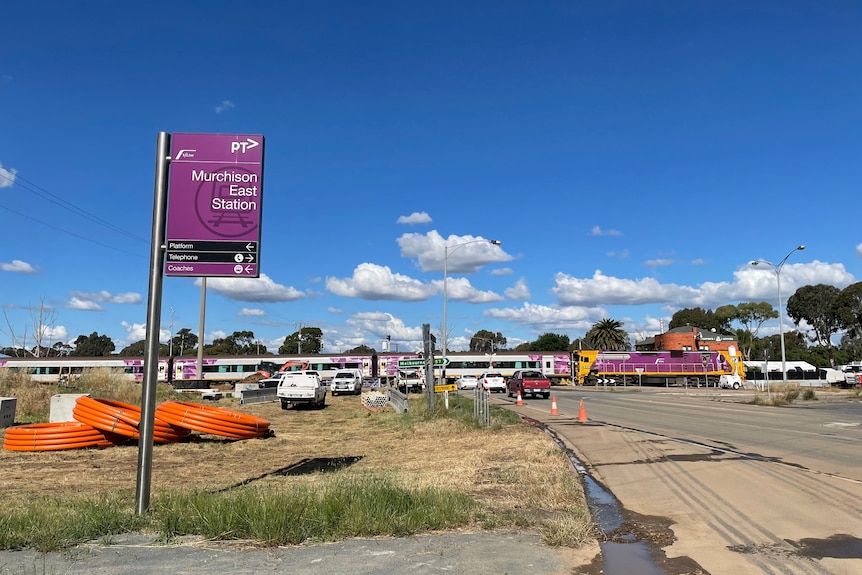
<box><xmin>586</xmin><ymin>318</ymin><xmax>629</xmax><ymax>350</ymax></box>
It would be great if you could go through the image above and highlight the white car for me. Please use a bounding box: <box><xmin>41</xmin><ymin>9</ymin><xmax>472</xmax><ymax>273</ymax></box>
<box><xmin>478</xmin><ymin>372</ymin><xmax>506</xmax><ymax>393</ymax></box>
<box><xmin>458</xmin><ymin>374</ymin><xmax>479</xmax><ymax>390</ymax></box>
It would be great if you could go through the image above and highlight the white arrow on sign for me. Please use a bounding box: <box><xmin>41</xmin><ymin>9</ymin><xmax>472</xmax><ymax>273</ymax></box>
<box><xmin>245</xmin><ymin>242</ymin><xmax>255</xmax><ymax>251</ymax></box>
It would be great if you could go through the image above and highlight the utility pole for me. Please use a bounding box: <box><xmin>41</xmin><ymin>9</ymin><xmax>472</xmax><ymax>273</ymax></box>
<box><xmin>296</xmin><ymin>322</ymin><xmax>304</xmax><ymax>354</ymax></box>
<box><xmin>168</xmin><ymin>307</ymin><xmax>175</xmax><ymax>357</ymax></box>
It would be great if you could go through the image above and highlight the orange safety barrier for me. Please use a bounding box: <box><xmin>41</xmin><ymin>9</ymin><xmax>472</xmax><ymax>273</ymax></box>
<box><xmin>2</xmin><ymin>421</ymin><xmax>125</xmax><ymax>452</ymax></box>
<box><xmin>72</xmin><ymin>396</ymin><xmax>192</xmax><ymax>444</ymax></box>
<box><xmin>155</xmin><ymin>401</ymin><xmax>270</xmax><ymax>439</ymax></box>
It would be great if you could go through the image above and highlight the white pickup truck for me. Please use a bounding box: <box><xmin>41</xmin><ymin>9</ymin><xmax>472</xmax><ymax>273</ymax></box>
<box><xmin>330</xmin><ymin>369</ymin><xmax>364</xmax><ymax>396</ymax></box>
<box><xmin>277</xmin><ymin>371</ymin><xmax>327</xmax><ymax>409</ymax></box>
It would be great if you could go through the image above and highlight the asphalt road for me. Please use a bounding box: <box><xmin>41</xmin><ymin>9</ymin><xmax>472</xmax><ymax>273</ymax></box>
<box><xmin>511</xmin><ymin>387</ymin><xmax>862</xmax><ymax>575</ymax></box>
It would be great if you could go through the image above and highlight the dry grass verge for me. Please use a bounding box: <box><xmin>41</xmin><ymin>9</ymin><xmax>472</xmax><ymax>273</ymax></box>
<box><xmin>0</xmin><ymin>376</ymin><xmax>594</xmax><ymax>550</ymax></box>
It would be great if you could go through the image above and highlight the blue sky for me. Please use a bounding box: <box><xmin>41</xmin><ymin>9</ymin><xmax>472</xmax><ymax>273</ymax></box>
<box><xmin>2</xmin><ymin>1</ymin><xmax>861</xmax><ymax>355</ymax></box>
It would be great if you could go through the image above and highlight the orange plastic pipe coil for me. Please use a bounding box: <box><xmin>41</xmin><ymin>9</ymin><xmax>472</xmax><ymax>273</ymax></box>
<box><xmin>72</xmin><ymin>396</ymin><xmax>192</xmax><ymax>444</ymax></box>
<box><xmin>2</xmin><ymin>421</ymin><xmax>125</xmax><ymax>451</ymax></box>
<box><xmin>155</xmin><ymin>401</ymin><xmax>270</xmax><ymax>439</ymax></box>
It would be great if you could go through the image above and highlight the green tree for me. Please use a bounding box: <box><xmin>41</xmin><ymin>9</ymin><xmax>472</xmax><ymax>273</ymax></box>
<box><xmin>70</xmin><ymin>332</ymin><xmax>116</xmax><ymax>356</ymax></box>
<box><xmin>120</xmin><ymin>340</ymin><xmax>147</xmax><ymax>356</ymax></box>
<box><xmin>531</xmin><ymin>333</ymin><xmax>570</xmax><ymax>351</ymax></box>
<box><xmin>786</xmin><ymin>284</ymin><xmax>841</xmax><ymax>366</ymax></box>
<box><xmin>835</xmin><ymin>282</ymin><xmax>862</xmax><ymax>340</ymax></box>
<box><xmin>469</xmin><ymin>329</ymin><xmax>507</xmax><ymax>353</ymax></box>
<box><xmin>205</xmin><ymin>330</ymin><xmax>259</xmax><ymax>355</ymax></box>
<box><xmin>716</xmin><ymin>302</ymin><xmax>778</xmax><ymax>361</ymax></box>
<box><xmin>345</xmin><ymin>344</ymin><xmax>377</xmax><ymax>354</ymax></box>
<box><xmin>567</xmin><ymin>338</ymin><xmax>589</xmax><ymax>352</ymax></box>
<box><xmin>839</xmin><ymin>333</ymin><xmax>862</xmax><ymax>360</ymax></box>
<box><xmin>168</xmin><ymin>328</ymin><xmax>199</xmax><ymax>356</ymax></box>
<box><xmin>51</xmin><ymin>341</ymin><xmax>73</xmax><ymax>357</ymax></box>
<box><xmin>278</xmin><ymin>327</ymin><xmax>323</xmax><ymax>354</ymax></box>
<box><xmin>585</xmin><ymin>319</ymin><xmax>628</xmax><ymax>350</ymax></box>
<box><xmin>668</xmin><ymin>307</ymin><xmax>725</xmax><ymax>332</ymax></box>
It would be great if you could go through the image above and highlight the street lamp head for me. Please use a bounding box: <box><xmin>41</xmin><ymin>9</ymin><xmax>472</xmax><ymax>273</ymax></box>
<box><xmin>749</xmin><ymin>260</ymin><xmax>760</xmax><ymax>266</ymax></box>
<box><xmin>797</xmin><ymin>245</ymin><xmax>806</xmax><ymax>251</ymax></box>
<box><xmin>490</xmin><ymin>239</ymin><xmax>501</xmax><ymax>246</ymax></box>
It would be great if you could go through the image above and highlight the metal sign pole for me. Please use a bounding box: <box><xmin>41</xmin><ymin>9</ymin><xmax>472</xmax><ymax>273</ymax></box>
<box><xmin>136</xmin><ymin>132</ymin><xmax>170</xmax><ymax>515</ymax></box>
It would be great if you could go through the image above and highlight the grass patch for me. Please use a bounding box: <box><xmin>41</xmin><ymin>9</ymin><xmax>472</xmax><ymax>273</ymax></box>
<box><xmin>0</xmin><ymin>386</ymin><xmax>594</xmax><ymax>553</ymax></box>
<box><xmin>0</xmin><ymin>492</ymin><xmax>146</xmax><ymax>552</ymax></box>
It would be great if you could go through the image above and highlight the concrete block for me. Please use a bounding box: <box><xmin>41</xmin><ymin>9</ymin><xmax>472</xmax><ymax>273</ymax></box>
<box><xmin>234</xmin><ymin>383</ymin><xmax>260</xmax><ymax>398</ymax></box>
<box><xmin>50</xmin><ymin>393</ymin><xmax>90</xmax><ymax>423</ymax></box>
<box><xmin>0</xmin><ymin>397</ymin><xmax>16</xmax><ymax>428</ymax></box>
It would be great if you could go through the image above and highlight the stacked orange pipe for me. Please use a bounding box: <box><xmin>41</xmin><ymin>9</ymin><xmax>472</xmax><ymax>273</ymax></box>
<box><xmin>3</xmin><ymin>398</ymin><xmax>270</xmax><ymax>452</ymax></box>
<box><xmin>2</xmin><ymin>421</ymin><xmax>125</xmax><ymax>452</ymax></box>
<box><xmin>72</xmin><ymin>396</ymin><xmax>192</xmax><ymax>444</ymax></box>
<box><xmin>155</xmin><ymin>400</ymin><xmax>270</xmax><ymax>439</ymax></box>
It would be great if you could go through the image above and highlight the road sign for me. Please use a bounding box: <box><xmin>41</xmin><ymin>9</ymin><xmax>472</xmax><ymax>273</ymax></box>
<box><xmin>165</xmin><ymin>133</ymin><xmax>265</xmax><ymax>277</ymax></box>
<box><xmin>597</xmin><ymin>378</ymin><xmax>616</xmax><ymax>384</ymax></box>
<box><xmin>397</xmin><ymin>358</ymin><xmax>450</xmax><ymax>368</ymax></box>
<box><xmin>434</xmin><ymin>384</ymin><xmax>457</xmax><ymax>393</ymax></box>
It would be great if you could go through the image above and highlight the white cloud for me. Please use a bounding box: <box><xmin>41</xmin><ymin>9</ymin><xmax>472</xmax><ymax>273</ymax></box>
<box><xmin>606</xmin><ymin>249</ymin><xmax>630</xmax><ymax>259</ymax></box>
<box><xmin>326</xmin><ymin>263</ymin><xmax>437</xmax><ymax>301</ymax></box>
<box><xmin>1</xmin><ymin>259</ymin><xmax>36</xmax><ymax>274</ymax></box>
<box><xmin>0</xmin><ymin>162</ymin><xmax>16</xmax><ymax>188</ymax></box>
<box><xmin>200</xmin><ymin>274</ymin><xmax>305</xmax><ymax>302</ymax></box>
<box><xmin>215</xmin><ymin>100</ymin><xmax>235</xmax><ymax>114</ymax></box>
<box><xmin>66</xmin><ymin>297</ymin><xmax>104</xmax><ymax>311</ymax></box>
<box><xmin>591</xmin><ymin>226</ymin><xmax>622</xmax><ymax>236</ymax></box>
<box><xmin>432</xmin><ymin>276</ymin><xmax>503</xmax><ymax>303</ymax></box>
<box><xmin>41</xmin><ymin>325</ymin><xmax>68</xmax><ymax>343</ymax></box>
<box><xmin>484</xmin><ymin>302</ymin><xmax>606</xmax><ymax>333</ymax></box>
<box><xmin>551</xmin><ymin>261</ymin><xmax>857</xmax><ymax>311</ymax></box>
<box><xmin>857</xmin><ymin>243</ymin><xmax>862</xmax><ymax>258</ymax></box>
<box><xmin>68</xmin><ymin>290</ymin><xmax>142</xmax><ymax>304</ymax></box>
<box><xmin>397</xmin><ymin>230</ymin><xmax>510</xmax><ymax>273</ymax></box>
<box><xmin>238</xmin><ymin>308</ymin><xmax>265</xmax><ymax>316</ymax></box>
<box><xmin>552</xmin><ymin>270</ymin><xmax>697</xmax><ymax>306</ymax></box>
<box><xmin>491</xmin><ymin>267</ymin><xmax>513</xmax><ymax>276</ymax></box>
<box><xmin>644</xmin><ymin>259</ymin><xmax>674</xmax><ymax>268</ymax></box>
<box><xmin>504</xmin><ymin>278</ymin><xmax>530</xmax><ymax>300</ymax></box>
<box><xmin>396</xmin><ymin>212</ymin><xmax>432</xmax><ymax>224</ymax></box>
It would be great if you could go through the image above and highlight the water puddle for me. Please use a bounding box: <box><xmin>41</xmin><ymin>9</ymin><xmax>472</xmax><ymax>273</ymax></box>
<box><xmin>532</xmin><ymin>419</ymin><xmax>671</xmax><ymax>574</ymax></box>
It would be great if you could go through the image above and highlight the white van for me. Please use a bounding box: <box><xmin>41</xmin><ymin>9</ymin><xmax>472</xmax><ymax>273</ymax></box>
<box><xmin>277</xmin><ymin>371</ymin><xmax>326</xmax><ymax>409</ymax></box>
<box><xmin>330</xmin><ymin>369</ymin><xmax>364</xmax><ymax>396</ymax></box>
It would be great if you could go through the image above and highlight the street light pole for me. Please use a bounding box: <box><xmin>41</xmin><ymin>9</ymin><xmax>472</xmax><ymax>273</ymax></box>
<box><xmin>442</xmin><ymin>239</ymin><xmax>501</xmax><ymax>386</ymax></box>
<box><xmin>750</xmin><ymin>245</ymin><xmax>805</xmax><ymax>387</ymax></box>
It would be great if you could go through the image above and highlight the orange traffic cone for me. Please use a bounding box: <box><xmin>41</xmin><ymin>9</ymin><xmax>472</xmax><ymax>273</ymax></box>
<box><xmin>577</xmin><ymin>398</ymin><xmax>588</xmax><ymax>423</ymax></box>
<box><xmin>550</xmin><ymin>396</ymin><xmax>559</xmax><ymax>415</ymax></box>
<box><xmin>516</xmin><ymin>390</ymin><xmax>523</xmax><ymax>406</ymax></box>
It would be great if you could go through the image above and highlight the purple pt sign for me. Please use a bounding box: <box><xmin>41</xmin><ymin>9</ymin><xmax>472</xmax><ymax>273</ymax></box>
<box><xmin>165</xmin><ymin>133</ymin><xmax>265</xmax><ymax>277</ymax></box>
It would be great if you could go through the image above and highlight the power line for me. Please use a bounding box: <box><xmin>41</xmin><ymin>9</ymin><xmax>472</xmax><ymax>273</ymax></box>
<box><xmin>0</xmin><ymin>170</ymin><xmax>149</xmax><ymax>244</ymax></box>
